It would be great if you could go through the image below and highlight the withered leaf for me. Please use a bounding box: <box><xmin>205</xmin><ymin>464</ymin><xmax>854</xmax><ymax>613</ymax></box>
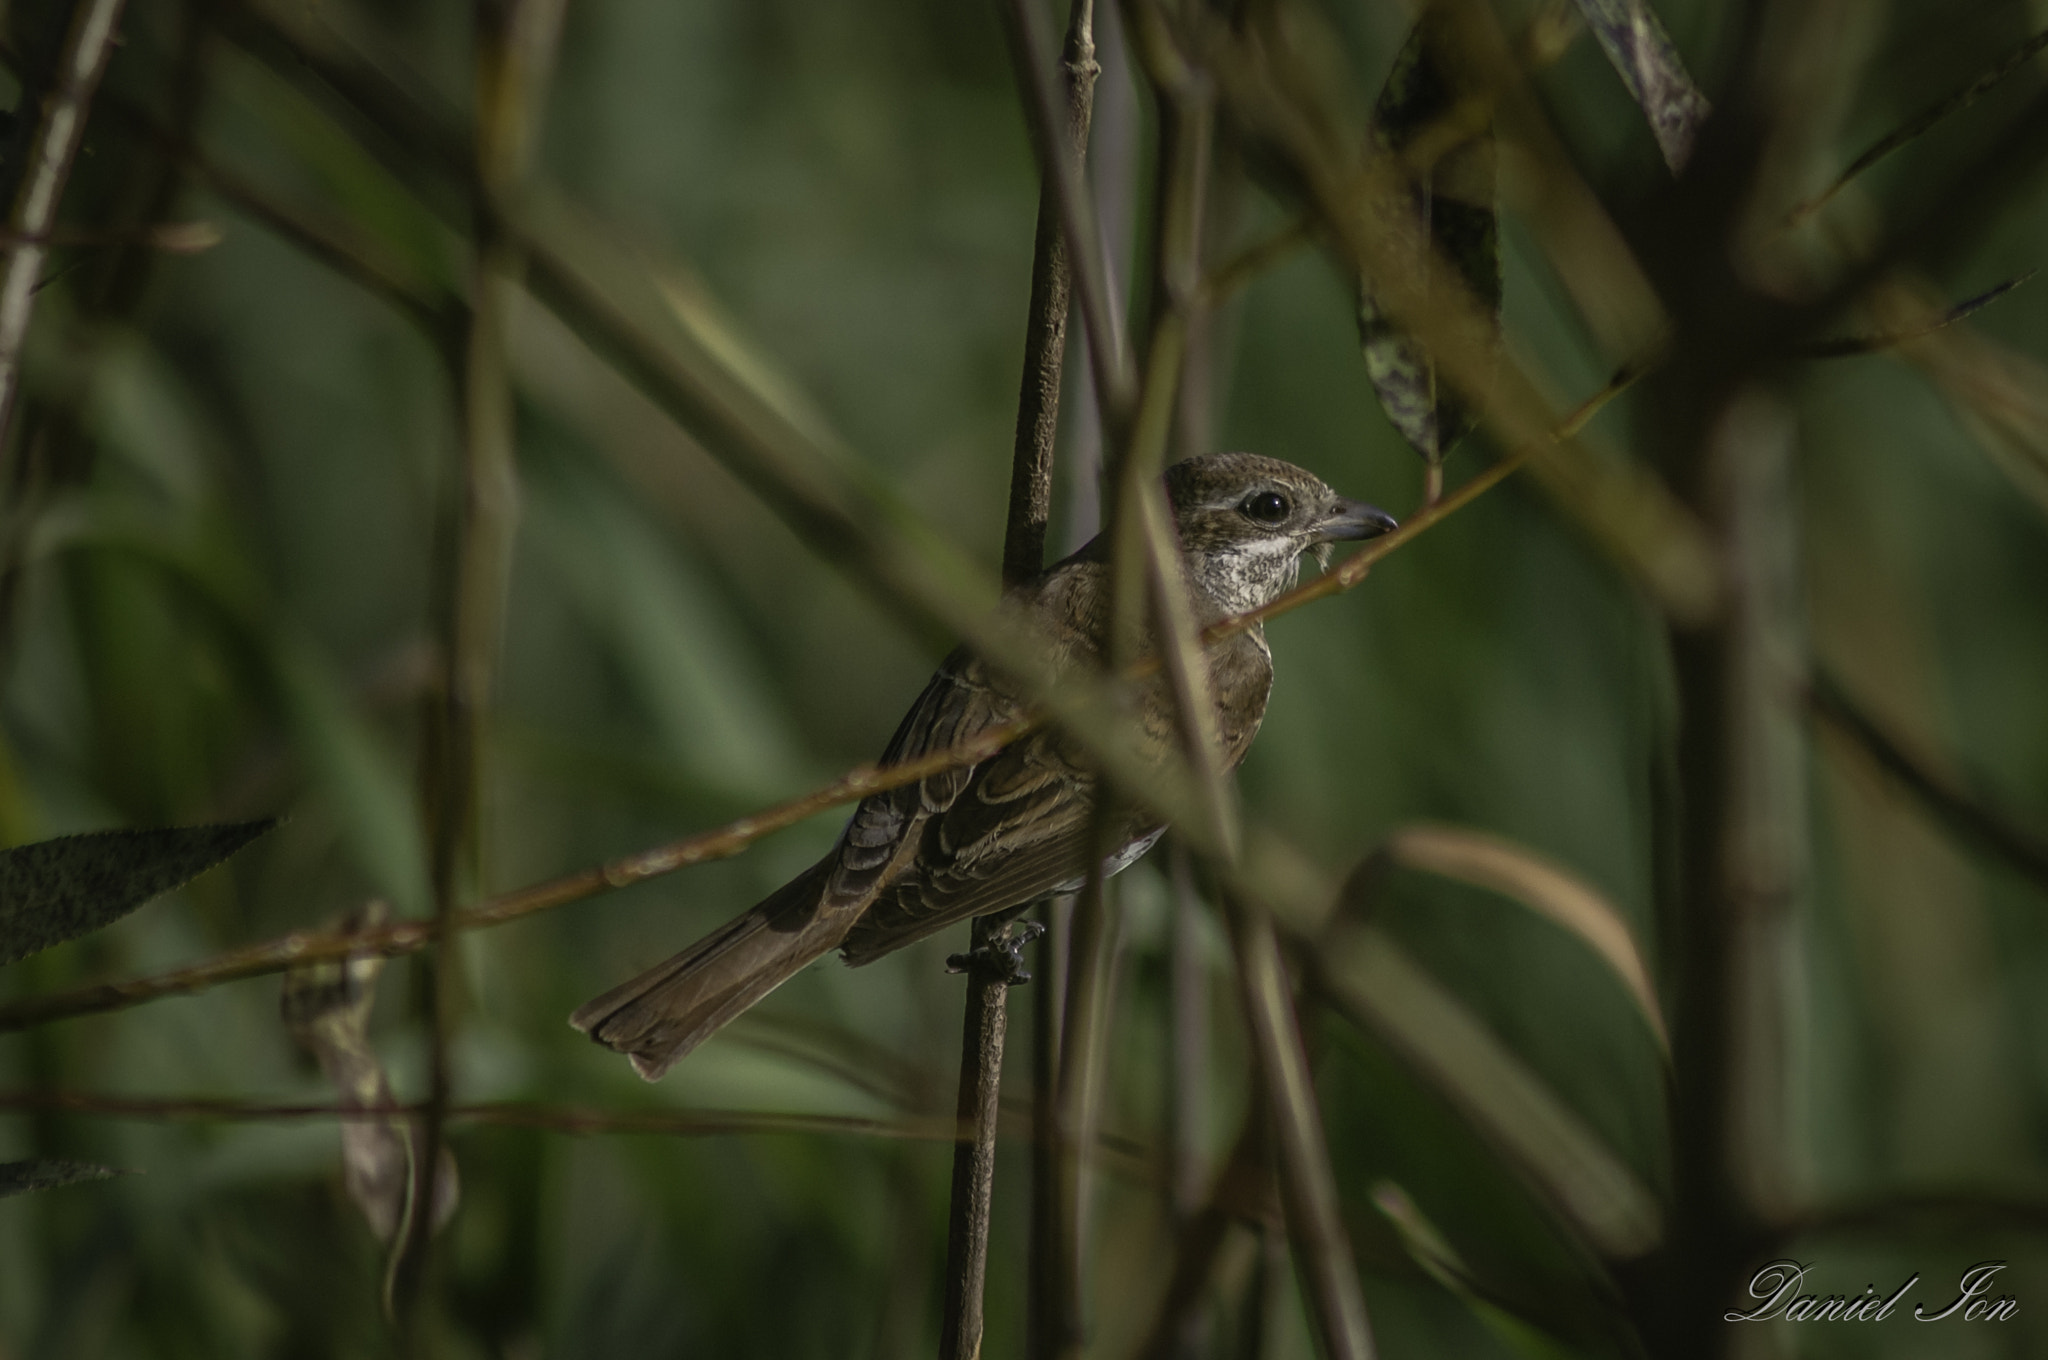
<box><xmin>283</xmin><ymin>902</ymin><xmax>457</xmax><ymax>1246</ymax></box>
<box><xmin>1570</xmin><ymin>0</ymin><xmax>1710</xmax><ymax>172</ymax></box>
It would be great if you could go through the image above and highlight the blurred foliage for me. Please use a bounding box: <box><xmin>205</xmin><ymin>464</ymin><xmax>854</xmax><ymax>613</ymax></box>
<box><xmin>0</xmin><ymin>0</ymin><xmax>2044</xmax><ymax>1357</ymax></box>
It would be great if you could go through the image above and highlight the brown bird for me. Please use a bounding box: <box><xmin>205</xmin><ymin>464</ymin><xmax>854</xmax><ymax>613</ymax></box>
<box><xmin>572</xmin><ymin>453</ymin><xmax>1396</xmax><ymax>1079</ymax></box>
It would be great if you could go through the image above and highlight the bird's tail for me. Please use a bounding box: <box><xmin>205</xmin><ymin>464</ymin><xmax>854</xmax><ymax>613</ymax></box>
<box><xmin>569</xmin><ymin>855</ymin><xmax>851</xmax><ymax>1081</ymax></box>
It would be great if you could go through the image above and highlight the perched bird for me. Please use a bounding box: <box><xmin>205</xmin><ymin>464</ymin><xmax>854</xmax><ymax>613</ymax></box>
<box><xmin>572</xmin><ymin>453</ymin><xmax>1396</xmax><ymax>1079</ymax></box>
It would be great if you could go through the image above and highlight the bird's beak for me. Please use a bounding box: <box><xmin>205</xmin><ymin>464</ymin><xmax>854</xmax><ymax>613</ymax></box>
<box><xmin>1315</xmin><ymin>498</ymin><xmax>1399</xmax><ymax>543</ymax></box>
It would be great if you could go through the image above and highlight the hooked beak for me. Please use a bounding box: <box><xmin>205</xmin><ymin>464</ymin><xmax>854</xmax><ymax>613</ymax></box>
<box><xmin>1315</xmin><ymin>498</ymin><xmax>1399</xmax><ymax>543</ymax></box>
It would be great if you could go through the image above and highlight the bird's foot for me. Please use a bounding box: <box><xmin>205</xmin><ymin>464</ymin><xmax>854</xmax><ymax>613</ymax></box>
<box><xmin>946</xmin><ymin>920</ymin><xmax>1047</xmax><ymax>985</ymax></box>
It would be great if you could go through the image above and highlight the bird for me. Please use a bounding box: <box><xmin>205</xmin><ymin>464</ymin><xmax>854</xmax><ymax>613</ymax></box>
<box><xmin>571</xmin><ymin>452</ymin><xmax>1397</xmax><ymax>1079</ymax></box>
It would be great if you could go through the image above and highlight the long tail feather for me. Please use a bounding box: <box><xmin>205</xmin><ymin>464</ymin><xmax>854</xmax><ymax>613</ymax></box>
<box><xmin>569</xmin><ymin>856</ymin><xmax>851</xmax><ymax>1080</ymax></box>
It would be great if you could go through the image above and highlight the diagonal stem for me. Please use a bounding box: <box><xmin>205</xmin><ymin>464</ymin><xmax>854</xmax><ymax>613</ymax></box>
<box><xmin>1225</xmin><ymin>892</ymin><xmax>1375</xmax><ymax>1360</ymax></box>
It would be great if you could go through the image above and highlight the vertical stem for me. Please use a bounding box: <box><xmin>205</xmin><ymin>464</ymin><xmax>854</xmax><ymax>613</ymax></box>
<box><xmin>1002</xmin><ymin>0</ymin><xmax>1099</xmax><ymax>584</ymax></box>
<box><xmin>940</xmin><ymin>951</ymin><xmax>1013</xmax><ymax>1360</ymax></box>
<box><xmin>1716</xmin><ymin>390</ymin><xmax>1806</xmax><ymax>1222</ymax></box>
<box><xmin>1028</xmin><ymin>891</ymin><xmax>1072</xmax><ymax>1360</ymax></box>
<box><xmin>1000</xmin><ymin>0</ymin><xmax>1135</xmax><ymax>436</ymax></box>
<box><xmin>1050</xmin><ymin>840</ymin><xmax>1121</xmax><ymax>1360</ymax></box>
<box><xmin>0</xmin><ymin>0</ymin><xmax>125</xmax><ymax>449</ymax></box>
<box><xmin>1634</xmin><ymin>387</ymin><xmax>1802</xmax><ymax>1355</ymax></box>
<box><xmin>1166</xmin><ymin>838</ymin><xmax>1208</xmax><ymax>1223</ymax></box>
<box><xmin>1224</xmin><ymin>894</ymin><xmax>1375</xmax><ymax>1360</ymax></box>
<box><xmin>0</xmin><ymin>0</ymin><xmax>127</xmax><ymax>595</ymax></box>
<box><xmin>393</xmin><ymin>0</ymin><xmax>562</xmax><ymax>1322</ymax></box>
<box><xmin>941</xmin><ymin>5</ymin><xmax>1099</xmax><ymax>1359</ymax></box>
<box><xmin>1062</xmin><ymin>0</ymin><xmax>1137</xmax><ymax>553</ymax></box>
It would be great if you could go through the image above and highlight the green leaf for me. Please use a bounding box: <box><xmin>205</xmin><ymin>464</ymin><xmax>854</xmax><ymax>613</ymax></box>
<box><xmin>1359</xmin><ymin>3</ymin><xmax>1501</xmax><ymax>466</ymax></box>
<box><xmin>0</xmin><ymin>1158</ymin><xmax>128</xmax><ymax>1198</ymax></box>
<box><xmin>1569</xmin><ymin>0</ymin><xmax>1710</xmax><ymax>171</ymax></box>
<box><xmin>0</xmin><ymin>821</ymin><xmax>276</xmax><ymax>966</ymax></box>
<box><xmin>1316</xmin><ymin>921</ymin><xmax>1662</xmax><ymax>1259</ymax></box>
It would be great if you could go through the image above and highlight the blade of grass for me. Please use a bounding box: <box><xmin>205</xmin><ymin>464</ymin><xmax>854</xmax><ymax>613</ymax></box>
<box><xmin>1378</xmin><ymin>824</ymin><xmax>1668</xmax><ymax>1052</ymax></box>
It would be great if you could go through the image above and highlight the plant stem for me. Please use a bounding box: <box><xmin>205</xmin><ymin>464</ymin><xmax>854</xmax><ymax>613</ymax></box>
<box><xmin>940</xmin><ymin>6</ymin><xmax>1100</xmax><ymax>1358</ymax></box>
<box><xmin>1224</xmin><ymin>894</ymin><xmax>1375</xmax><ymax>1360</ymax></box>
<box><xmin>393</xmin><ymin>0</ymin><xmax>562</xmax><ymax>1318</ymax></box>
<box><xmin>0</xmin><ymin>0</ymin><xmax>127</xmax><ymax>459</ymax></box>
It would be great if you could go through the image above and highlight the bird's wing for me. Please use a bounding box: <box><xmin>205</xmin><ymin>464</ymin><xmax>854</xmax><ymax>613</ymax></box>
<box><xmin>838</xmin><ymin>726</ymin><xmax>1151</xmax><ymax>964</ymax></box>
<box><xmin>825</xmin><ymin>646</ymin><xmax>1013</xmax><ymax>911</ymax></box>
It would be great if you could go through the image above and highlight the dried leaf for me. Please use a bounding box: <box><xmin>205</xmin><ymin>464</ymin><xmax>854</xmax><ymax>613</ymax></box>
<box><xmin>0</xmin><ymin>821</ymin><xmax>276</xmax><ymax>966</ymax></box>
<box><xmin>1359</xmin><ymin>3</ymin><xmax>1501</xmax><ymax>464</ymax></box>
<box><xmin>283</xmin><ymin>903</ymin><xmax>457</xmax><ymax>1245</ymax></box>
<box><xmin>1316</xmin><ymin>921</ymin><xmax>1661</xmax><ymax>1258</ymax></box>
<box><xmin>1569</xmin><ymin>0</ymin><xmax>1710</xmax><ymax>171</ymax></box>
<box><xmin>0</xmin><ymin>1158</ymin><xmax>126</xmax><ymax>1197</ymax></box>
<box><xmin>1382</xmin><ymin>824</ymin><xmax>1667</xmax><ymax>1052</ymax></box>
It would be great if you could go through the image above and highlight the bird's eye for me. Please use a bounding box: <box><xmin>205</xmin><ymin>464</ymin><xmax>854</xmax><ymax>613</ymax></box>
<box><xmin>1239</xmin><ymin>491</ymin><xmax>1291</xmax><ymax>524</ymax></box>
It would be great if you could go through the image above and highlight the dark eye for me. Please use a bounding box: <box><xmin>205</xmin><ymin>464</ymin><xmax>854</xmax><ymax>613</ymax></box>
<box><xmin>1239</xmin><ymin>491</ymin><xmax>1291</xmax><ymax>524</ymax></box>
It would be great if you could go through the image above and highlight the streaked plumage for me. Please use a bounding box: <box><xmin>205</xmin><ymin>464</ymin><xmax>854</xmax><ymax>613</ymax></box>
<box><xmin>572</xmin><ymin>453</ymin><xmax>1395</xmax><ymax>1079</ymax></box>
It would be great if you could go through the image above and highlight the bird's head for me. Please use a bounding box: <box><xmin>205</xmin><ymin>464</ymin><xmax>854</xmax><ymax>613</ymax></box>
<box><xmin>1162</xmin><ymin>453</ymin><xmax>1397</xmax><ymax>613</ymax></box>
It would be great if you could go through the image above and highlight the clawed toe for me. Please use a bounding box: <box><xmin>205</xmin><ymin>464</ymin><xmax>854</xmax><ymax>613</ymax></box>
<box><xmin>946</xmin><ymin>920</ymin><xmax>1046</xmax><ymax>985</ymax></box>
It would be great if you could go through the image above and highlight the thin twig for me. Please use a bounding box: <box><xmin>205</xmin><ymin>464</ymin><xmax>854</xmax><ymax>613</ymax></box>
<box><xmin>941</xmin><ymin>6</ymin><xmax>1100</xmax><ymax>1357</ymax></box>
<box><xmin>0</xmin><ymin>223</ymin><xmax>220</xmax><ymax>250</ymax></box>
<box><xmin>0</xmin><ymin>720</ymin><xmax>1032</xmax><ymax>1031</ymax></box>
<box><xmin>0</xmin><ymin>1090</ymin><xmax>959</xmax><ymax>1141</ymax></box>
<box><xmin>1197</xmin><ymin>215</ymin><xmax>1311</xmax><ymax>309</ymax></box>
<box><xmin>0</xmin><ymin>1090</ymin><xmax>1171</xmax><ymax>1175</ymax></box>
<box><xmin>0</xmin><ymin>0</ymin><xmax>129</xmax><ymax>459</ymax></box>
